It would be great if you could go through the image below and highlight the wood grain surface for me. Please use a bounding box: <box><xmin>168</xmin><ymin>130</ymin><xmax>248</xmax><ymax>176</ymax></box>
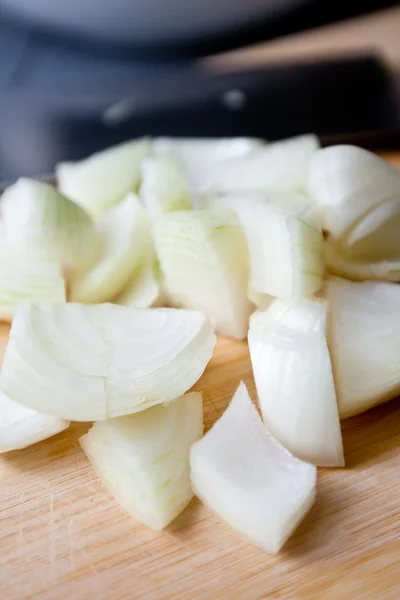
<box><xmin>1</xmin><ymin>156</ymin><xmax>400</xmax><ymax>600</ymax></box>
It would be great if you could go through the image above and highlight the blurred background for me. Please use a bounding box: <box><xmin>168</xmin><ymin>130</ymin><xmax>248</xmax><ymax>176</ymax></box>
<box><xmin>0</xmin><ymin>0</ymin><xmax>399</xmax><ymax>180</ymax></box>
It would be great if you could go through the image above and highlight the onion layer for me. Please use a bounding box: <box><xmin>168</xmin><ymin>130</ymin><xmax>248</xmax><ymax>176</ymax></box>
<box><xmin>249</xmin><ymin>298</ymin><xmax>344</xmax><ymax>466</ymax></box>
<box><xmin>154</xmin><ymin>209</ymin><xmax>252</xmax><ymax>339</ymax></box>
<box><xmin>0</xmin><ymin>392</ymin><xmax>69</xmax><ymax>453</ymax></box>
<box><xmin>190</xmin><ymin>382</ymin><xmax>317</xmax><ymax>553</ymax></box>
<box><xmin>81</xmin><ymin>391</ymin><xmax>203</xmax><ymax>530</ymax></box>
<box><xmin>57</xmin><ymin>138</ymin><xmax>150</xmax><ymax>219</ymax></box>
<box><xmin>326</xmin><ymin>277</ymin><xmax>400</xmax><ymax>418</ymax></box>
<box><xmin>0</xmin><ymin>303</ymin><xmax>215</xmax><ymax>421</ymax></box>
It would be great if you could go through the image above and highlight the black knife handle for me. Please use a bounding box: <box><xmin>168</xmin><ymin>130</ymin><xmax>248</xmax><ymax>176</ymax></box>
<box><xmin>0</xmin><ymin>55</ymin><xmax>399</xmax><ymax>181</ymax></box>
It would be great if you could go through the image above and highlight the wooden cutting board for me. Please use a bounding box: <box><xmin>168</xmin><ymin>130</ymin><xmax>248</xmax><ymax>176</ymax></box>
<box><xmin>1</xmin><ymin>155</ymin><xmax>400</xmax><ymax>600</ymax></box>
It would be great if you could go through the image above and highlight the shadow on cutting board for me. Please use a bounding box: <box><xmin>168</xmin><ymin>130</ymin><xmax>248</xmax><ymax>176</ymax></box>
<box><xmin>341</xmin><ymin>399</ymin><xmax>400</xmax><ymax>469</ymax></box>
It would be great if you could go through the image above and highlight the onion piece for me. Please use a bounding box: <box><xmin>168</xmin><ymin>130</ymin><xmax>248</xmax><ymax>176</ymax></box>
<box><xmin>204</xmin><ymin>135</ymin><xmax>319</xmax><ymax>193</ymax></box>
<box><xmin>56</xmin><ymin>138</ymin><xmax>150</xmax><ymax>219</ymax></box>
<box><xmin>0</xmin><ymin>303</ymin><xmax>215</xmax><ymax>421</ymax></box>
<box><xmin>248</xmin><ymin>299</ymin><xmax>344</xmax><ymax>467</ymax></box>
<box><xmin>153</xmin><ymin>137</ymin><xmax>263</xmax><ymax>192</ymax></box>
<box><xmin>342</xmin><ymin>195</ymin><xmax>400</xmax><ymax>260</ymax></box>
<box><xmin>325</xmin><ymin>237</ymin><xmax>400</xmax><ymax>282</ymax></box>
<box><xmin>197</xmin><ymin>192</ymin><xmax>238</xmax><ymax>214</ymax></box>
<box><xmin>0</xmin><ymin>392</ymin><xmax>69</xmax><ymax>453</ymax></box>
<box><xmin>201</xmin><ymin>189</ymin><xmax>312</xmax><ymax>215</ymax></box>
<box><xmin>0</xmin><ymin>249</ymin><xmax>65</xmax><ymax>322</ymax></box>
<box><xmin>153</xmin><ymin>210</ymin><xmax>252</xmax><ymax>339</ymax></box>
<box><xmin>248</xmin><ymin>287</ymin><xmax>274</xmax><ymax>311</ymax></box>
<box><xmin>326</xmin><ymin>277</ymin><xmax>400</xmax><ymax>418</ymax></box>
<box><xmin>115</xmin><ymin>260</ymin><xmax>163</xmax><ymax>308</ymax></box>
<box><xmin>1</xmin><ymin>178</ymin><xmax>97</xmax><ymax>269</ymax></box>
<box><xmin>234</xmin><ymin>192</ymin><xmax>324</xmax><ymax>299</ymax></box>
<box><xmin>307</xmin><ymin>145</ymin><xmax>400</xmax><ymax>238</ymax></box>
<box><xmin>80</xmin><ymin>391</ymin><xmax>203</xmax><ymax>530</ymax></box>
<box><xmin>140</xmin><ymin>155</ymin><xmax>191</xmax><ymax>217</ymax></box>
<box><xmin>190</xmin><ymin>382</ymin><xmax>316</xmax><ymax>553</ymax></box>
<box><xmin>69</xmin><ymin>194</ymin><xmax>151</xmax><ymax>304</ymax></box>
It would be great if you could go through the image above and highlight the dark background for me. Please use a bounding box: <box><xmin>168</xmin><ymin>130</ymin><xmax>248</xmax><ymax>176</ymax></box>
<box><xmin>0</xmin><ymin>1</ymin><xmax>399</xmax><ymax>180</ymax></box>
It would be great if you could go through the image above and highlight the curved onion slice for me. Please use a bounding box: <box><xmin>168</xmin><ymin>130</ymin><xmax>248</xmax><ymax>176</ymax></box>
<box><xmin>80</xmin><ymin>391</ymin><xmax>203</xmax><ymax>530</ymax></box>
<box><xmin>56</xmin><ymin>138</ymin><xmax>150</xmax><ymax>219</ymax></box>
<box><xmin>153</xmin><ymin>137</ymin><xmax>263</xmax><ymax>191</ymax></box>
<box><xmin>326</xmin><ymin>277</ymin><xmax>400</xmax><ymax>418</ymax></box>
<box><xmin>0</xmin><ymin>249</ymin><xmax>65</xmax><ymax>322</ymax></box>
<box><xmin>140</xmin><ymin>155</ymin><xmax>192</xmax><ymax>217</ymax></box>
<box><xmin>1</xmin><ymin>178</ymin><xmax>97</xmax><ymax>268</ymax></box>
<box><xmin>115</xmin><ymin>261</ymin><xmax>163</xmax><ymax>308</ymax></box>
<box><xmin>325</xmin><ymin>237</ymin><xmax>400</xmax><ymax>282</ymax></box>
<box><xmin>0</xmin><ymin>392</ymin><xmax>69</xmax><ymax>453</ymax></box>
<box><xmin>204</xmin><ymin>135</ymin><xmax>319</xmax><ymax>193</ymax></box>
<box><xmin>307</xmin><ymin>145</ymin><xmax>400</xmax><ymax>238</ymax></box>
<box><xmin>248</xmin><ymin>299</ymin><xmax>344</xmax><ymax>467</ymax></box>
<box><xmin>153</xmin><ymin>210</ymin><xmax>252</xmax><ymax>339</ymax></box>
<box><xmin>69</xmin><ymin>194</ymin><xmax>151</xmax><ymax>303</ymax></box>
<box><xmin>190</xmin><ymin>382</ymin><xmax>316</xmax><ymax>554</ymax></box>
<box><xmin>0</xmin><ymin>303</ymin><xmax>215</xmax><ymax>421</ymax></box>
<box><xmin>234</xmin><ymin>192</ymin><xmax>324</xmax><ymax>299</ymax></box>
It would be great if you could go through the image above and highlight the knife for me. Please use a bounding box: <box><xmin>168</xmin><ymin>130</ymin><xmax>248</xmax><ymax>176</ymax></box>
<box><xmin>0</xmin><ymin>54</ymin><xmax>399</xmax><ymax>184</ymax></box>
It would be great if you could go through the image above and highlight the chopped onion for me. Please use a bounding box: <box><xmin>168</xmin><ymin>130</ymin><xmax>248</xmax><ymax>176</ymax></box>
<box><xmin>201</xmin><ymin>189</ymin><xmax>312</xmax><ymax>215</ymax></box>
<box><xmin>234</xmin><ymin>192</ymin><xmax>324</xmax><ymax>299</ymax></box>
<box><xmin>1</xmin><ymin>178</ymin><xmax>97</xmax><ymax>269</ymax></box>
<box><xmin>326</xmin><ymin>277</ymin><xmax>400</xmax><ymax>418</ymax></box>
<box><xmin>153</xmin><ymin>210</ymin><xmax>252</xmax><ymax>339</ymax></box>
<box><xmin>248</xmin><ymin>287</ymin><xmax>274</xmax><ymax>311</ymax></box>
<box><xmin>325</xmin><ymin>237</ymin><xmax>400</xmax><ymax>282</ymax></box>
<box><xmin>153</xmin><ymin>137</ymin><xmax>263</xmax><ymax>191</ymax></box>
<box><xmin>140</xmin><ymin>155</ymin><xmax>192</xmax><ymax>217</ymax></box>
<box><xmin>56</xmin><ymin>138</ymin><xmax>150</xmax><ymax>219</ymax></box>
<box><xmin>196</xmin><ymin>192</ymin><xmax>231</xmax><ymax>213</ymax></box>
<box><xmin>115</xmin><ymin>260</ymin><xmax>163</xmax><ymax>308</ymax></box>
<box><xmin>0</xmin><ymin>249</ymin><xmax>65</xmax><ymax>322</ymax></box>
<box><xmin>250</xmin><ymin>296</ymin><xmax>327</xmax><ymax>334</ymax></box>
<box><xmin>80</xmin><ymin>391</ymin><xmax>203</xmax><ymax>530</ymax></box>
<box><xmin>342</xmin><ymin>195</ymin><xmax>400</xmax><ymax>260</ymax></box>
<box><xmin>0</xmin><ymin>303</ymin><xmax>215</xmax><ymax>421</ymax></box>
<box><xmin>204</xmin><ymin>135</ymin><xmax>319</xmax><ymax>193</ymax></box>
<box><xmin>0</xmin><ymin>392</ymin><xmax>69</xmax><ymax>453</ymax></box>
<box><xmin>248</xmin><ymin>298</ymin><xmax>344</xmax><ymax>466</ymax></box>
<box><xmin>307</xmin><ymin>145</ymin><xmax>400</xmax><ymax>238</ymax></box>
<box><xmin>190</xmin><ymin>382</ymin><xmax>316</xmax><ymax>553</ymax></box>
<box><xmin>69</xmin><ymin>194</ymin><xmax>151</xmax><ymax>304</ymax></box>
